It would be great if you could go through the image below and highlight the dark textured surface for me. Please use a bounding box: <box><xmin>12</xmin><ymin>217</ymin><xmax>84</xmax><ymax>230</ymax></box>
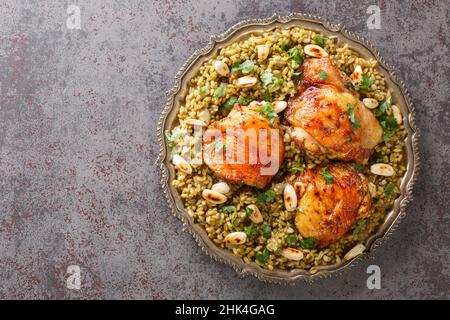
<box><xmin>0</xmin><ymin>0</ymin><xmax>448</xmax><ymax>299</ymax></box>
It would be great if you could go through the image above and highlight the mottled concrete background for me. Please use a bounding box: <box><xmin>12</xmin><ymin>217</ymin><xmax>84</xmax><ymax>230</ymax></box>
<box><xmin>0</xmin><ymin>0</ymin><xmax>448</xmax><ymax>300</ymax></box>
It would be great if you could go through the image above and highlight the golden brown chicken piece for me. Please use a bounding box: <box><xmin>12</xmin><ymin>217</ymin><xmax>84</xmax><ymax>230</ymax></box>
<box><xmin>203</xmin><ymin>102</ymin><xmax>284</xmax><ymax>189</ymax></box>
<box><xmin>287</xmin><ymin>163</ymin><xmax>371</xmax><ymax>248</ymax></box>
<box><xmin>285</xmin><ymin>57</ymin><xmax>383</xmax><ymax>163</ymax></box>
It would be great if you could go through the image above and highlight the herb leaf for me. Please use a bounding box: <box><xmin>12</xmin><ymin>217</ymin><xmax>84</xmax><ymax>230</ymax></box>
<box><xmin>213</xmin><ymin>83</ymin><xmax>227</xmax><ymax>99</ymax></box>
<box><xmin>258</xmin><ymin>102</ymin><xmax>277</xmax><ymax>125</ymax></box>
<box><xmin>358</xmin><ymin>74</ymin><xmax>373</xmax><ymax>90</ymax></box>
<box><xmin>223</xmin><ymin>96</ymin><xmax>238</xmax><ymax>110</ymax></box>
<box><xmin>300</xmin><ymin>237</ymin><xmax>316</xmax><ymax>249</ymax></box>
<box><xmin>353</xmin><ymin>219</ymin><xmax>368</xmax><ymax>235</ymax></box>
<box><xmin>199</xmin><ymin>85</ymin><xmax>209</xmax><ymax>98</ymax></box>
<box><xmin>256</xmin><ymin>249</ymin><xmax>270</xmax><ymax>264</ymax></box>
<box><xmin>346</xmin><ymin>103</ymin><xmax>361</xmax><ymax>130</ymax></box>
<box><xmin>352</xmin><ymin>163</ymin><xmax>364</xmax><ymax>172</ymax></box>
<box><xmin>320</xmin><ymin>166</ymin><xmax>334</xmax><ymax>184</ymax></box>
<box><xmin>232</xmin><ymin>60</ymin><xmax>255</xmax><ymax>74</ymax></box>
<box><xmin>221</xmin><ymin>205</ymin><xmax>236</xmax><ymax>214</ymax></box>
<box><xmin>245</xmin><ymin>207</ymin><xmax>254</xmax><ymax>217</ymax></box>
<box><xmin>245</xmin><ymin>223</ymin><xmax>258</xmax><ymax>238</ymax></box>
<box><xmin>260</xmin><ymin>72</ymin><xmax>273</xmax><ymax>86</ymax></box>
<box><xmin>257</xmin><ymin>189</ymin><xmax>277</xmax><ymax>203</ymax></box>
<box><xmin>287</xmin><ymin>47</ymin><xmax>303</xmax><ymax>69</ymax></box>
<box><xmin>261</xmin><ymin>223</ymin><xmax>272</xmax><ymax>238</ymax></box>
<box><xmin>290</xmin><ymin>158</ymin><xmax>305</xmax><ymax>174</ymax></box>
<box><xmin>375</xmin><ymin>96</ymin><xmax>392</xmax><ymax>117</ymax></box>
<box><xmin>262</xmin><ymin>89</ymin><xmax>272</xmax><ymax>102</ymax></box>
<box><xmin>164</xmin><ymin>130</ymin><xmax>174</xmax><ymax>152</ymax></box>
<box><xmin>384</xmin><ymin>182</ymin><xmax>396</xmax><ymax>196</ymax></box>
<box><xmin>293</xmin><ymin>72</ymin><xmax>302</xmax><ymax>80</ymax></box>
<box><xmin>280</xmin><ymin>41</ymin><xmax>288</xmax><ymax>51</ymax></box>
<box><xmin>286</xmin><ymin>235</ymin><xmax>298</xmax><ymax>246</ymax></box>
<box><xmin>237</xmin><ymin>95</ymin><xmax>251</xmax><ymax>106</ymax></box>
<box><xmin>318</xmin><ymin>69</ymin><xmax>328</xmax><ymax>80</ymax></box>
<box><xmin>313</xmin><ymin>35</ymin><xmax>328</xmax><ymax>47</ymax></box>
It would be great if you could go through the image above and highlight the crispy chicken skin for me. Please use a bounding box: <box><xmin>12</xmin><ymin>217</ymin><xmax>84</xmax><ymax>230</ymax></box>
<box><xmin>288</xmin><ymin>163</ymin><xmax>371</xmax><ymax>248</ymax></box>
<box><xmin>203</xmin><ymin>103</ymin><xmax>284</xmax><ymax>189</ymax></box>
<box><xmin>285</xmin><ymin>57</ymin><xmax>383</xmax><ymax>163</ymax></box>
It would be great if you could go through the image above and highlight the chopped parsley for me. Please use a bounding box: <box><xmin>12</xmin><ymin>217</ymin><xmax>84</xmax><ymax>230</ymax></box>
<box><xmin>231</xmin><ymin>60</ymin><xmax>255</xmax><ymax>74</ymax></box>
<box><xmin>352</xmin><ymin>163</ymin><xmax>364</xmax><ymax>172</ymax></box>
<box><xmin>300</xmin><ymin>237</ymin><xmax>316</xmax><ymax>249</ymax></box>
<box><xmin>223</xmin><ymin>96</ymin><xmax>238</xmax><ymax>110</ymax></box>
<box><xmin>256</xmin><ymin>249</ymin><xmax>270</xmax><ymax>264</ymax></box>
<box><xmin>381</xmin><ymin>116</ymin><xmax>400</xmax><ymax>141</ymax></box>
<box><xmin>353</xmin><ymin>219</ymin><xmax>368</xmax><ymax>235</ymax></box>
<box><xmin>258</xmin><ymin>102</ymin><xmax>277</xmax><ymax>125</ymax></box>
<box><xmin>346</xmin><ymin>103</ymin><xmax>361</xmax><ymax>130</ymax></box>
<box><xmin>290</xmin><ymin>158</ymin><xmax>305</xmax><ymax>174</ymax></box>
<box><xmin>320</xmin><ymin>166</ymin><xmax>334</xmax><ymax>184</ymax></box>
<box><xmin>358</xmin><ymin>74</ymin><xmax>373</xmax><ymax>90</ymax></box>
<box><xmin>237</xmin><ymin>95</ymin><xmax>251</xmax><ymax>106</ymax></box>
<box><xmin>221</xmin><ymin>205</ymin><xmax>236</xmax><ymax>214</ymax></box>
<box><xmin>375</xmin><ymin>96</ymin><xmax>392</xmax><ymax>117</ymax></box>
<box><xmin>261</xmin><ymin>223</ymin><xmax>272</xmax><ymax>238</ymax></box>
<box><xmin>164</xmin><ymin>129</ymin><xmax>185</xmax><ymax>152</ymax></box>
<box><xmin>257</xmin><ymin>190</ymin><xmax>276</xmax><ymax>203</ymax></box>
<box><xmin>293</xmin><ymin>72</ymin><xmax>302</xmax><ymax>80</ymax></box>
<box><xmin>313</xmin><ymin>35</ymin><xmax>328</xmax><ymax>47</ymax></box>
<box><xmin>287</xmin><ymin>47</ymin><xmax>303</xmax><ymax>69</ymax></box>
<box><xmin>245</xmin><ymin>206</ymin><xmax>254</xmax><ymax>217</ymax></box>
<box><xmin>262</xmin><ymin>89</ymin><xmax>272</xmax><ymax>102</ymax></box>
<box><xmin>245</xmin><ymin>223</ymin><xmax>258</xmax><ymax>238</ymax></box>
<box><xmin>384</xmin><ymin>182</ymin><xmax>396</xmax><ymax>196</ymax></box>
<box><xmin>286</xmin><ymin>235</ymin><xmax>298</xmax><ymax>246</ymax></box>
<box><xmin>280</xmin><ymin>41</ymin><xmax>288</xmax><ymax>51</ymax></box>
<box><xmin>260</xmin><ymin>72</ymin><xmax>273</xmax><ymax>86</ymax></box>
<box><xmin>199</xmin><ymin>85</ymin><xmax>209</xmax><ymax>98</ymax></box>
<box><xmin>260</xmin><ymin>72</ymin><xmax>283</xmax><ymax>93</ymax></box>
<box><xmin>318</xmin><ymin>69</ymin><xmax>328</xmax><ymax>80</ymax></box>
<box><xmin>213</xmin><ymin>83</ymin><xmax>227</xmax><ymax>98</ymax></box>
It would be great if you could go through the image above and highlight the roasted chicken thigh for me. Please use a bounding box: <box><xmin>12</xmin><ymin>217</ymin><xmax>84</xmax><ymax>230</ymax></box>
<box><xmin>287</xmin><ymin>163</ymin><xmax>371</xmax><ymax>248</ymax></box>
<box><xmin>285</xmin><ymin>57</ymin><xmax>383</xmax><ymax>163</ymax></box>
<box><xmin>203</xmin><ymin>102</ymin><xmax>284</xmax><ymax>189</ymax></box>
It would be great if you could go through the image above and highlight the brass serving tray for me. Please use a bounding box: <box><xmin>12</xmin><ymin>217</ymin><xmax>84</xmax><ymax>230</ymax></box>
<box><xmin>158</xmin><ymin>13</ymin><xmax>419</xmax><ymax>282</ymax></box>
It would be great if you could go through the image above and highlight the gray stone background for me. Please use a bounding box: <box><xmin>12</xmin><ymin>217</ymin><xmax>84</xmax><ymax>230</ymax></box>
<box><xmin>0</xmin><ymin>0</ymin><xmax>448</xmax><ymax>299</ymax></box>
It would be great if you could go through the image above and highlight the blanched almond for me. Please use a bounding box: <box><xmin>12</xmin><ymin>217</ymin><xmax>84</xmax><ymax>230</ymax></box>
<box><xmin>284</xmin><ymin>184</ymin><xmax>298</xmax><ymax>212</ymax></box>
<box><xmin>202</xmin><ymin>189</ymin><xmax>227</xmax><ymax>204</ymax></box>
<box><xmin>172</xmin><ymin>154</ymin><xmax>192</xmax><ymax>174</ymax></box>
<box><xmin>236</xmin><ymin>76</ymin><xmax>257</xmax><ymax>88</ymax></box>
<box><xmin>185</xmin><ymin>119</ymin><xmax>207</xmax><ymax>127</ymax></box>
<box><xmin>211</xmin><ymin>182</ymin><xmax>230</xmax><ymax>194</ymax></box>
<box><xmin>281</xmin><ymin>247</ymin><xmax>304</xmax><ymax>261</ymax></box>
<box><xmin>256</xmin><ymin>44</ymin><xmax>271</xmax><ymax>60</ymax></box>
<box><xmin>344</xmin><ymin>244</ymin><xmax>366</xmax><ymax>260</ymax></box>
<box><xmin>392</xmin><ymin>105</ymin><xmax>402</xmax><ymax>125</ymax></box>
<box><xmin>224</xmin><ymin>232</ymin><xmax>247</xmax><ymax>245</ymax></box>
<box><xmin>214</xmin><ymin>60</ymin><xmax>230</xmax><ymax>77</ymax></box>
<box><xmin>370</xmin><ymin>163</ymin><xmax>395</xmax><ymax>177</ymax></box>
<box><xmin>304</xmin><ymin>44</ymin><xmax>328</xmax><ymax>58</ymax></box>
<box><xmin>363</xmin><ymin>98</ymin><xmax>379</xmax><ymax>109</ymax></box>
<box><xmin>272</xmin><ymin>101</ymin><xmax>287</xmax><ymax>113</ymax></box>
<box><xmin>368</xmin><ymin>182</ymin><xmax>377</xmax><ymax>198</ymax></box>
<box><xmin>246</xmin><ymin>204</ymin><xmax>263</xmax><ymax>224</ymax></box>
<box><xmin>351</xmin><ymin>65</ymin><xmax>363</xmax><ymax>86</ymax></box>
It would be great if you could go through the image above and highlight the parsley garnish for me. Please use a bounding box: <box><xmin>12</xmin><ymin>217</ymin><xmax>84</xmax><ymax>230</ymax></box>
<box><xmin>280</xmin><ymin>41</ymin><xmax>288</xmax><ymax>51</ymax></box>
<box><xmin>353</xmin><ymin>219</ymin><xmax>368</xmax><ymax>235</ymax></box>
<box><xmin>245</xmin><ymin>206</ymin><xmax>254</xmax><ymax>217</ymax></box>
<box><xmin>221</xmin><ymin>205</ymin><xmax>236</xmax><ymax>214</ymax></box>
<box><xmin>245</xmin><ymin>223</ymin><xmax>258</xmax><ymax>238</ymax></box>
<box><xmin>231</xmin><ymin>60</ymin><xmax>255</xmax><ymax>74</ymax></box>
<box><xmin>260</xmin><ymin>72</ymin><xmax>273</xmax><ymax>86</ymax></box>
<box><xmin>313</xmin><ymin>35</ymin><xmax>328</xmax><ymax>47</ymax></box>
<box><xmin>352</xmin><ymin>163</ymin><xmax>364</xmax><ymax>172</ymax></box>
<box><xmin>320</xmin><ymin>166</ymin><xmax>334</xmax><ymax>184</ymax></box>
<box><xmin>261</xmin><ymin>223</ymin><xmax>272</xmax><ymax>238</ymax></box>
<box><xmin>290</xmin><ymin>158</ymin><xmax>305</xmax><ymax>174</ymax></box>
<box><xmin>223</xmin><ymin>96</ymin><xmax>238</xmax><ymax>110</ymax></box>
<box><xmin>375</xmin><ymin>96</ymin><xmax>392</xmax><ymax>117</ymax></box>
<box><xmin>384</xmin><ymin>182</ymin><xmax>396</xmax><ymax>196</ymax></box>
<box><xmin>293</xmin><ymin>72</ymin><xmax>302</xmax><ymax>80</ymax></box>
<box><xmin>258</xmin><ymin>102</ymin><xmax>277</xmax><ymax>125</ymax></box>
<box><xmin>286</xmin><ymin>235</ymin><xmax>298</xmax><ymax>246</ymax></box>
<box><xmin>256</xmin><ymin>249</ymin><xmax>270</xmax><ymax>264</ymax></box>
<box><xmin>199</xmin><ymin>85</ymin><xmax>208</xmax><ymax>98</ymax></box>
<box><xmin>257</xmin><ymin>189</ymin><xmax>276</xmax><ymax>203</ymax></box>
<box><xmin>237</xmin><ymin>95</ymin><xmax>251</xmax><ymax>106</ymax></box>
<box><xmin>287</xmin><ymin>47</ymin><xmax>303</xmax><ymax>69</ymax></box>
<box><xmin>300</xmin><ymin>237</ymin><xmax>316</xmax><ymax>249</ymax></box>
<box><xmin>318</xmin><ymin>69</ymin><xmax>328</xmax><ymax>80</ymax></box>
<box><xmin>164</xmin><ymin>130</ymin><xmax>174</xmax><ymax>152</ymax></box>
<box><xmin>213</xmin><ymin>83</ymin><xmax>227</xmax><ymax>99</ymax></box>
<box><xmin>262</xmin><ymin>89</ymin><xmax>272</xmax><ymax>102</ymax></box>
<box><xmin>346</xmin><ymin>103</ymin><xmax>361</xmax><ymax>129</ymax></box>
<box><xmin>358</xmin><ymin>74</ymin><xmax>373</xmax><ymax>90</ymax></box>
